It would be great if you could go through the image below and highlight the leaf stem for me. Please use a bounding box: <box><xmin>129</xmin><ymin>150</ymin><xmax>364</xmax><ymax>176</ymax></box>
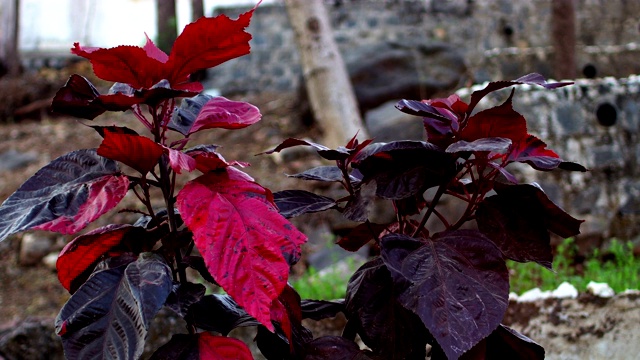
<box><xmin>412</xmin><ymin>183</ymin><xmax>447</xmax><ymax>238</ymax></box>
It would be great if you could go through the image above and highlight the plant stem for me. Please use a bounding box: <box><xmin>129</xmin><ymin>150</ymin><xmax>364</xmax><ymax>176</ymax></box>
<box><xmin>413</xmin><ymin>184</ymin><xmax>447</xmax><ymax>238</ymax></box>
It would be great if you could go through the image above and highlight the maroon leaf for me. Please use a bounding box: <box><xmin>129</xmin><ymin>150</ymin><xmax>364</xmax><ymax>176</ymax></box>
<box><xmin>97</xmin><ymin>129</ymin><xmax>164</xmax><ymax>174</ymax></box>
<box><xmin>188</xmin><ymin>97</ymin><xmax>261</xmax><ymax>133</ymax></box>
<box><xmin>507</xmin><ymin>134</ymin><xmax>586</xmax><ymax>172</ymax></box>
<box><xmin>273</xmin><ymin>190</ymin><xmax>337</xmax><ymax>218</ymax></box>
<box><xmin>301</xmin><ymin>299</ymin><xmax>344</xmax><ymax>321</ymax></box>
<box><xmin>337</xmin><ymin>222</ymin><xmax>388</xmax><ymax>252</ymax></box>
<box><xmin>381</xmin><ymin>231</ymin><xmax>509</xmax><ymax>360</ymax></box>
<box><xmin>51</xmin><ymin>74</ymin><xmax>106</xmax><ymax>120</ymax></box>
<box><xmin>149</xmin><ymin>334</ymin><xmax>198</xmax><ymax>360</ymax></box>
<box><xmin>198</xmin><ymin>332</ymin><xmax>253</xmax><ymax>360</ymax></box>
<box><xmin>165</xmin><ymin>283</ymin><xmax>206</xmax><ymax>318</ymax></box>
<box><xmin>56</xmin><ymin>253</ymin><xmax>172</xmax><ymax>359</ymax></box>
<box><xmin>56</xmin><ymin>224</ymin><xmax>142</xmax><ymax>292</ymax></box>
<box><xmin>0</xmin><ymin>149</ymin><xmax>129</xmax><ymax>242</ymax></box>
<box><xmin>467</xmin><ymin>73</ymin><xmax>573</xmax><ymax>115</ymax></box>
<box><xmin>345</xmin><ymin>258</ymin><xmax>430</xmax><ymax>359</ymax></box>
<box><xmin>476</xmin><ymin>183</ymin><xmax>584</xmax><ymax>269</ymax></box>
<box><xmin>186</xmin><ymin>294</ymin><xmax>259</xmax><ymax>335</ymax></box>
<box><xmin>460</xmin><ymin>90</ymin><xmax>528</xmax><ymax>144</ymax></box>
<box><xmin>304</xmin><ymin>336</ymin><xmax>374</xmax><ymax>360</ymax></box>
<box><xmin>352</xmin><ymin>141</ymin><xmax>456</xmax><ymax>200</ymax></box>
<box><xmin>470</xmin><ymin>324</ymin><xmax>545</xmax><ymax>360</ymax></box>
<box><xmin>176</xmin><ymin>167</ymin><xmax>307</xmax><ymax>329</ymax></box>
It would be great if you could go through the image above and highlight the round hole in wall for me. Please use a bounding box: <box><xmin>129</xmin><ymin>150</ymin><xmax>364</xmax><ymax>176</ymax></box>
<box><xmin>582</xmin><ymin>64</ymin><xmax>597</xmax><ymax>79</ymax></box>
<box><xmin>595</xmin><ymin>103</ymin><xmax>617</xmax><ymax>127</ymax></box>
<box><xmin>502</xmin><ymin>25</ymin><xmax>514</xmax><ymax>37</ymax></box>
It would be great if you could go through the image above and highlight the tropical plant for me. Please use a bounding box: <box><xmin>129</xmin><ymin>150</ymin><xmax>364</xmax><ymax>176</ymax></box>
<box><xmin>265</xmin><ymin>74</ymin><xmax>587</xmax><ymax>359</ymax></box>
<box><xmin>0</xmin><ymin>3</ymin><xmax>587</xmax><ymax>359</ymax></box>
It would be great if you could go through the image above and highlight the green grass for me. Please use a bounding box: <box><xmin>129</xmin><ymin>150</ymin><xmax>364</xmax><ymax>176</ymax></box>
<box><xmin>508</xmin><ymin>238</ymin><xmax>640</xmax><ymax>295</ymax></box>
<box><xmin>291</xmin><ymin>258</ymin><xmax>360</xmax><ymax>300</ymax></box>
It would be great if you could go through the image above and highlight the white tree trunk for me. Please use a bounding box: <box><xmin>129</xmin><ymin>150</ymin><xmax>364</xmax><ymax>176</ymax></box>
<box><xmin>284</xmin><ymin>0</ymin><xmax>369</xmax><ymax>149</ymax></box>
<box><xmin>0</xmin><ymin>0</ymin><xmax>20</xmax><ymax>76</ymax></box>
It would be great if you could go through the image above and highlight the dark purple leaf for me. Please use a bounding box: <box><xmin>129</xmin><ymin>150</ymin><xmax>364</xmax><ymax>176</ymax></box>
<box><xmin>343</xmin><ymin>181</ymin><xmax>376</xmax><ymax>222</ymax></box>
<box><xmin>352</xmin><ymin>141</ymin><xmax>456</xmax><ymax>199</ymax></box>
<box><xmin>337</xmin><ymin>222</ymin><xmax>388</xmax><ymax>252</ymax></box>
<box><xmin>446</xmin><ymin>137</ymin><xmax>512</xmax><ymax>154</ymax></box>
<box><xmin>0</xmin><ymin>149</ymin><xmax>129</xmax><ymax>242</ymax></box>
<box><xmin>467</xmin><ymin>73</ymin><xmax>573</xmax><ymax>115</ymax></box>
<box><xmin>304</xmin><ymin>336</ymin><xmax>374</xmax><ymax>360</ymax></box>
<box><xmin>273</xmin><ymin>190</ymin><xmax>337</xmax><ymax>218</ymax></box>
<box><xmin>56</xmin><ymin>253</ymin><xmax>172</xmax><ymax>359</ymax></box>
<box><xmin>165</xmin><ymin>282</ymin><xmax>206</xmax><ymax>318</ymax></box>
<box><xmin>51</xmin><ymin>74</ymin><xmax>106</xmax><ymax>120</ymax></box>
<box><xmin>507</xmin><ymin>134</ymin><xmax>586</xmax><ymax>172</ymax></box>
<box><xmin>476</xmin><ymin>183</ymin><xmax>583</xmax><ymax>269</ymax></box>
<box><xmin>484</xmin><ymin>325</ymin><xmax>545</xmax><ymax>359</ymax></box>
<box><xmin>380</xmin><ymin>231</ymin><xmax>509</xmax><ymax>360</ymax></box>
<box><xmin>344</xmin><ymin>258</ymin><xmax>429</xmax><ymax>359</ymax></box>
<box><xmin>301</xmin><ymin>300</ymin><xmax>344</xmax><ymax>321</ymax></box>
<box><xmin>288</xmin><ymin>165</ymin><xmax>356</xmax><ymax>183</ymax></box>
<box><xmin>186</xmin><ymin>294</ymin><xmax>260</xmax><ymax>335</ymax></box>
<box><xmin>182</xmin><ymin>256</ymin><xmax>218</xmax><ymax>285</ymax></box>
<box><xmin>90</xmin><ymin>125</ymin><xmax>140</xmax><ymax>138</ymax></box>
<box><xmin>149</xmin><ymin>334</ymin><xmax>198</xmax><ymax>360</ymax></box>
<box><xmin>260</xmin><ymin>138</ymin><xmax>351</xmax><ymax>161</ymax></box>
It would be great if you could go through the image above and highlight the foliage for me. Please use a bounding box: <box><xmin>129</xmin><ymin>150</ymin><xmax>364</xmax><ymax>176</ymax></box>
<box><xmin>291</xmin><ymin>258</ymin><xmax>360</xmax><ymax>300</ymax></box>
<box><xmin>0</xmin><ymin>3</ymin><xmax>587</xmax><ymax>360</ymax></box>
<box><xmin>510</xmin><ymin>238</ymin><xmax>640</xmax><ymax>294</ymax></box>
<box><xmin>265</xmin><ymin>75</ymin><xmax>586</xmax><ymax>359</ymax></box>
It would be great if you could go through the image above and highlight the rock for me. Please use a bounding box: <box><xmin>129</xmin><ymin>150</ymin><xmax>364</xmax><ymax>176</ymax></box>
<box><xmin>19</xmin><ymin>234</ymin><xmax>54</xmax><ymax>266</ymax></box>
<box><xmin>0</xmin><ymin>150</ymin><xmax>38</xmax><ymax>171</ymax></box>
<box><xmin>518</xmin><ymin>287</ymin><xmax>553</xmax><ymax>302</ymax></box>
<box><xmin>42</xmin><ymin>252</ymin><xmax>59</xmax><ymax>271</ymax></box>
<box><xmin>344</xmin><ymin>39</ymin><xmax>468</xmax><ymax>114</ymax></box>
<box><xmin>552</xmin><ymin>282</ymin><xmax>578</xmax><ymax>299</ymax></box>
<box><xmin>586</xmin><ymin>281</ymin><xmax>615</xmax><ymax>298</ymax></box>
<box><xmin>365</xmin><ymin>100</ymin><xmax>424</xmax><ymax>142</ymax></box>
<box><xmin>0</xmin><ymin>318</ymin><xmax>63</xmax><ymax>360</ymax></box>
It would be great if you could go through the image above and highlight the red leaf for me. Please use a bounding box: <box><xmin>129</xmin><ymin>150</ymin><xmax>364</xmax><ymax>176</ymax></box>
<box><xmin>72</xmin><ymin>43</ymin><xmax>165</xmax><ymax>89</ymax></box>
<box><xmin>198</xmin><ymin>332</ymin><xmax>253</xmax><ymax>360</ymax></box>
<box><xmin>460</xmin><ymin>90</ymin><xmax>527</xmax><ymax>144</ymax></box>
<box><xmin>176</xmin><ymin>168</ymin><xmax>307</xmax><ymax>329</ymax></box>
<box><xmin>56</xmin><ymin>224</ymin><xmax>135</xmax><ymax>291</ymax></box>
<box><xmin>33</xmin><ymin>174</ymin><xmax>130</xmax><ymax>234</ymax></box>
<box><xmin>166</xmin><ymin>8</ymin><xmax>257</xmax><ymax>89</ymax></box>
<box><xmin>189</xmin><ymin>97</ymin><xmax>262</xmax><ymax>133</ymax></box>
<box><xmin>185</xmin><ymin>146</ymin><xmax>249</xmax><ymax>173</ymax></box>
<box><xmin>97</xmin><ymin>130</ymin><xmax>164</xmax><ymax>174</ymax></box>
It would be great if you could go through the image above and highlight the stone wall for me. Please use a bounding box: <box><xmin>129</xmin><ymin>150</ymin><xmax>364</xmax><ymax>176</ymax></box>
<box><xmin>207</xmin><ymin>0</ymin><xmax>640</xmax><ymax>94</ymax></box>
<box><xmin>468</xmin><ymin>76</ymin><xmax>640</xmax><ymax>243</ymax></box>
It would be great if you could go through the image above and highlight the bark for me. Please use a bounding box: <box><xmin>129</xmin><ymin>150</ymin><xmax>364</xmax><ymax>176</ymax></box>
<box><xmin>0</xmin><ymin>0</ymin><xmax>21</xmax><ymax>76</ymax></box>
<box><xmin>191</xmin><ymin>0</ymin><xmax>204</xmax><ymax>20</ymax></box>
<box><xmin>284</xmin><ymin>0</ymin><xmax>369</xmax><ymax>149</ymax></box>
<box><xmin>551</xmin><ymin>0</ymin><xmax>576</xmax><ymax>80</ymax></box>
<box><xmin>156</xmin><ymin>0</ymin><xmax>178</xmax><ymax>54</ymax></box>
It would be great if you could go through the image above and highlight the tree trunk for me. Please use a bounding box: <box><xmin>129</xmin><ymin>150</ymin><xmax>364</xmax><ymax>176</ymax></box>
<box><xmin>0</xmin><ymin>0</ymin><xmax>21</xmax><ymax>76</ymax></box>
<box><xmin>551</xmin><ymin>0</ymin><xmax>576</xmax><ymax>80</ymax></box>
<box><xmin>284</xmin><ymin>0</ymin><xmax>369</xmax><ymax>149</ymax></box>
<box><xmin>191</xmin><ymin>0</ymin><xmax>204</xmax><ymax>20</ymax></box>
<box><xmin>156</xmin><ymin>0</ymin><xmax>178</xmax><ymax>54</ymax></box>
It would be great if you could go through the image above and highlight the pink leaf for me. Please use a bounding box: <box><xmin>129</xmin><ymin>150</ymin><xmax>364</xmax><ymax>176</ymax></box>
<box><xmin>34</xmin><ymin>174</ymin><xmax>130</xmax><ymax>234</ymax></box>
<box><xmin>165</xmin><ymin>147</ymin><xmax>196</xmax><ymax>174</ymax></box>
<box><xmin>143</xmin><ymin>33</ymin><xmax>169</xmax><ymax>63</ymax></box>
<box><xmin>189</xmin><ymin>97</ymin><xmax>262</xmax><ymax>134</ymax></box>
<box><xmin>176</xmin><ymin>168</ymin><xmax>307</xmax><ymax>329</ymax></box>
